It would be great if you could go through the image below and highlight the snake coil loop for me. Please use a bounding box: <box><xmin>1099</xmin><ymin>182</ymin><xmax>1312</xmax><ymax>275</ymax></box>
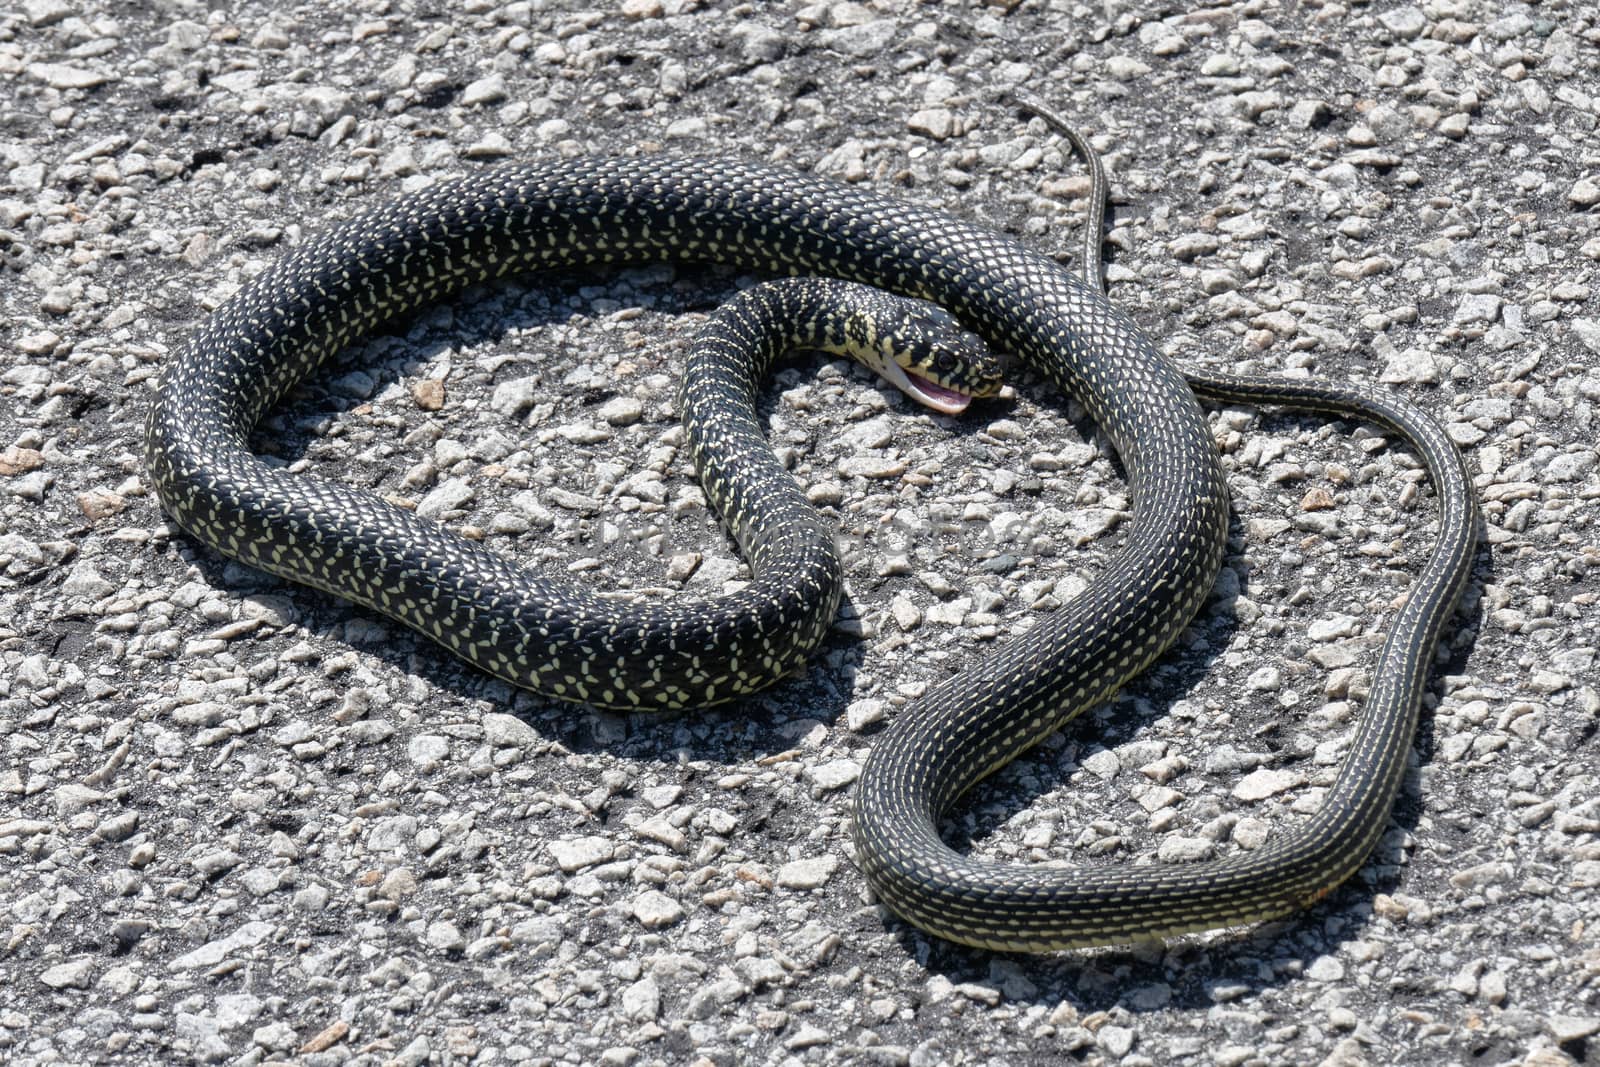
<box><xmin>147</xmin><ymin>146</ymin><xmax>1475</xmax><ymax>950</ymax></box>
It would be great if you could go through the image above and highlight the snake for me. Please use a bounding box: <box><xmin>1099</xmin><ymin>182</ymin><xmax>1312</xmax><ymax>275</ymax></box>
<box><xmin>145</xmin><ymin>102</ymin><xmax>1478</xmax><ymax>951</ymax></box>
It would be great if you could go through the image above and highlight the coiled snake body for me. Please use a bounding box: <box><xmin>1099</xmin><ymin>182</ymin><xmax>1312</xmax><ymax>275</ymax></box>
<box><xmin>146</xmin><ymin>153</ymin><xmax>1476</xmax><ymax>951</ymax></box>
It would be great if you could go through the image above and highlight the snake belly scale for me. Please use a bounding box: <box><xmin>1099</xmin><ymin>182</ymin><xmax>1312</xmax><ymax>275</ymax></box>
<box><xmin>146</xmin><ymin>154</ymin><xmax>1477</xmax><ymax>951</ymax></box>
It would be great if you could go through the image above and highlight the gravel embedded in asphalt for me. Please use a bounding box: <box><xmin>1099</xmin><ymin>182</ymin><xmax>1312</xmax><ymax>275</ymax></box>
<box><xmin>1</xmin><ymin>2</ymin><xmax>1597</xmax><ymax>1065</ymax></box>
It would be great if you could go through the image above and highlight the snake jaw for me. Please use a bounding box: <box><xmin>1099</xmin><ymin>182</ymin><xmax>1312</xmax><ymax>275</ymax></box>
<box><xmin>876</xmin><ymin>357</ymin><xmax>973</xmax><ymax>414</ymax></box>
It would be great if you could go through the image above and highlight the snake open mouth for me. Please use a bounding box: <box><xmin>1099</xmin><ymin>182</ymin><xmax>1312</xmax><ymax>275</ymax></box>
<box><xmin>882</xmin><ymin>362</ymin><xmax>972</xmax><ymax>415</ymax></box>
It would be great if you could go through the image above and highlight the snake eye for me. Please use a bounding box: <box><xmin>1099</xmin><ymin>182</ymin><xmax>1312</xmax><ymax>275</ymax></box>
<box><xmin>935</xmin><ymin>352</ymin><xmax>956</xmax><ymax>374</ymax></box>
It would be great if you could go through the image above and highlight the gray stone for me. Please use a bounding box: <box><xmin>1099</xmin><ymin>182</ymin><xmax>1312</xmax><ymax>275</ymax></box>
<box><xmin>175</xmin><ymin>1012</ymin><xmax>231</xmax><ymax>1062</ymax></box>
<box><xmin>40</xmin><ymin>957</ymin><xmax>95</xmax><ymax>989</ymax></box>
<box><xmin>1232</xmin><ymin>768</ymin><xmax>1304</xmax><ymax>802</ymax></box>
<box><xmin>462</xmin><ymin>74</ymin><xmax>508</xmax><ymax>106</ymax></box>
<box><xmin>407</xmin><ymin>733</ymin><xmax>451</xmax><ymax>767</ymax></box>
<box><xmin>28</xmin><ymin>63</ymin><xmax>114</xmax><ymax>89</ymax></box>
<box><xmin>1377</xmin><ymin>6</ymin><xmax>1427</xmax><ymax>38</ymax></box>
<box><xmin>630</xmin><ymin>889</ymin><xmax>685</xmax><ymax>928</ymax></box>
<box><xmin>483</xmin><ymin>712</ymin><xmax>540</xmax><ymax>748</ymax></box>
<box><xmin>549</xmin><ymin>836</ymin><xmax>614</xmax><ymax>872</ymax></box>
<box><xmin>776</xmin><ymin>855</ymin><xmax>839</xmax><ymax>889</ymax></box>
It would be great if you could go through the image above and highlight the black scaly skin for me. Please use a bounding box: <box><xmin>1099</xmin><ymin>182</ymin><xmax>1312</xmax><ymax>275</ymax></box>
<box><xmin>146</xmin><ymin>155</ymin><xmax>1476</xmax><ymax>950</ymax></box>
<box><xmin>147</xmin><ymin>157</ymin><xmax>1217</xmax><ymax>718</ymax></box>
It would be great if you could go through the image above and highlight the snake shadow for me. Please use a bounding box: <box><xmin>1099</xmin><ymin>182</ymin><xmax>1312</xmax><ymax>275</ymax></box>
<box><xmin>862</xmin><ymin>409</ymin><xmax>1494</xmax><ymax>1016</ymax></box>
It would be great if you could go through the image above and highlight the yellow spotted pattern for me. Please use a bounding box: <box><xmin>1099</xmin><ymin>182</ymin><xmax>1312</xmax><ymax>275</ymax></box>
<box><xmin>145</xmin><ymin>156</ymin><xmax>1477</xmax><ymax>951</ymax></box>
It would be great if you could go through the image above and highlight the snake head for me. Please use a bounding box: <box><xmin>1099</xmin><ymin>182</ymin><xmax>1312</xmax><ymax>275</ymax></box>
<box><xmin>863</xmin><ymin>297</ymin><xmax>1003</xmax><ymax>415</ymax></box>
